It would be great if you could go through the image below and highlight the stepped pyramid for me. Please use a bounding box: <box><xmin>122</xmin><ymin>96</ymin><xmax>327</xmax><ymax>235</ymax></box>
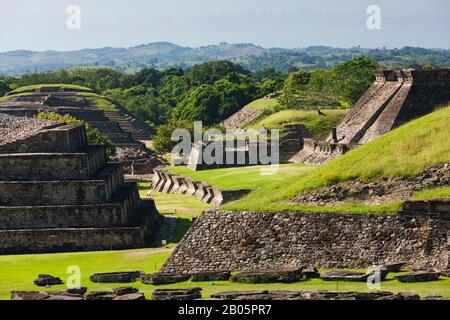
<box><xmin>0</xmin><ymin>85</ymin><xmax>163</xmax><ymax>174</ymax></box>
<box><xmin>0</xmin><ymin>114</ymin><xmax>161</xmax><ymax>254</ymax></box>
<box><xmin>291</xmin><ymin>69</ymin><xmax>450</xmax><ymax>164</ymax></box>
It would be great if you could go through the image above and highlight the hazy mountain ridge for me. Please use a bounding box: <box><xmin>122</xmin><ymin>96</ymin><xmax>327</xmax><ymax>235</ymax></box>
<box><xmin>1</xmin><ymin>42</ymin><xmax>450</xmax><ymax>75</ymax></box>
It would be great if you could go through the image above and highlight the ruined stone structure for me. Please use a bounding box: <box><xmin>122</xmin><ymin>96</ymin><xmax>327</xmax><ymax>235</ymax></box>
<box><xmin>161</xmin><ymin>199</ymin><xmax>450</xmax><ymax>274</ymax></box>
<box><xmin>291</xmin><ymin>69</ymin><xmax>450</xmax><ymax>164</ymax></box>
<box><xmin>0</xmin><ymin>86</ymin><xmax>162</xmax><ymax>173</ymax></box>
<box><xmin>0</xmin><ymin>114</ymin><xmax>161</xmax><ymax>254</ymax></box>
<box><xmin>187</xmin><ymin>124</ymin><xmax>311</xmax><ymax>171</ymax></box>
<box><xmin>151</xmin><ymin>168</ymin><xmax>249</xmax><ymax>207</ymax></box>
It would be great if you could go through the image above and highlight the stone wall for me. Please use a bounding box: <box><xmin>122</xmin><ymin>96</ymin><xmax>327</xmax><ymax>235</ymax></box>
<box><xmin>0</xmin><ymin>227</ymin><xmax>146</xmax><ymax>254</ymax></box>
<box><xmin>0</xmin><ymin>165</ymin><xmax>124</xmax><ymax>206</ymax></box>
<box><xmin>0</xmin><ymin>145</ymin><xmax>106</xmax><ymax>181</ymax></box>
<box><xmin>0</xmin><ymin>125</ymin><xmax>87</xmax><ymax>154</ymax></box>
<box><xmin>152</xmin><ymin>168</ymin><xmax>250</xmax><ymax>207</ymax></box>
<box><xmin>161</xmin><ymin>200</ymin><xmax>450</xmax><ymax>274</ymax></box>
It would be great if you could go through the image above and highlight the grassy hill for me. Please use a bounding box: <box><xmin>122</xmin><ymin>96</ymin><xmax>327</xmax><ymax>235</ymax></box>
<box><xmin>225</xmin><ymin>105</ymin><xmax>450</xmax><ymax>213</ymax></box>
<box><xmin>245</xmin><ymin>97</ymin><xmax>280</xmax><ymax>112</ymax></box>
<box><xmin>246</xmin><ymin>109</ymin><xmax>348</xmax><ymax>139</ymax></box>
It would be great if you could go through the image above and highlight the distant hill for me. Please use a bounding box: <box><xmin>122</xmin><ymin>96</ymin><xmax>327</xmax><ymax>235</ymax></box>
<box><xmin>1</xmin><ymin>42</ymin><xmax>450</xmax><ymax>75</ymax></box>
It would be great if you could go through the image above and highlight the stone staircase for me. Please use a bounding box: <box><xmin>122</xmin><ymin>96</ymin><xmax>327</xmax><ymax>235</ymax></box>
<box><xmin>103</xmin><ymin>98</ymin><xmax>154</xmax><ymax>141</ymax></box>
<box><xmin>0</xmin><ymin>115</ymin><xmax>162</xmax><ymax>254</ymax></box>
<box><xmin>331</xmin><ymin>81</ymin><xmax>403</xmax><ymax>144</ymax></box>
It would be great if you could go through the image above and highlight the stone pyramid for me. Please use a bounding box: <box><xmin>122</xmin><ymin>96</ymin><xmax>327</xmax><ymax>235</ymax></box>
<box><xmin>291</xmin><ymin>69</ymin><xmax>450</xmax><ymax>164</ymax></box>
<box><xmin>0</xmin><ymin>113</ymin><xmax>161</xmax><ymax>254</ymax></box>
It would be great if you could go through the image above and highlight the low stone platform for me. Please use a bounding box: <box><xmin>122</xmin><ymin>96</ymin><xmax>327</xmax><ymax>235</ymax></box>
<box><xmin>394</xmin><ymin>271</ymin><xmax>441</xmax><ymax>283</ymax></box>
<box><xmin>11</xmin><ymin>287</ymin><xmax>145</xmax><ymax>300</ymax></box>
<box><xmin>33</xmin><ymin>274</ymin><xmax>64</xmax><ymax>287</ymax></box>
<box><xmin>152</xmin><ymin>288</ymin><xmax>202</xmax><ymax>300</ymax></box>
<box><xmin>230</xmin><ymin>268</ymin><xmax>304</xmax><ymax>284</ymax></box>
<box><xmin>210</xmin><ymin>290</ymin><xmax>423</xmax><ymax>300</ymax></box>
<box><xmin>89</xmin><ymin>271</ymin><xmax>141</xmax><ymax>283</ymax></box>
<box><xmin>141</xmin><ymin>273</ymin><xmax>191</xmax><ymax>285</ymax></box>
<box><xmin>320</xmin><ymin>271</ymin><xmax>370</xmax><ymax>282</ymax></box>
<box><xmin>191</xmin><ymin>271</ymin><xmax>231</xmax><ymax>282</ymax></box>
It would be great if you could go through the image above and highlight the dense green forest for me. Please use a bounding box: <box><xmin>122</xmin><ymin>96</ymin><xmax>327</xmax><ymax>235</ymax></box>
<box><xmin>0</xmin><ymin>58</ymin><xmax>379</xmax><ymax>128</ymax></box>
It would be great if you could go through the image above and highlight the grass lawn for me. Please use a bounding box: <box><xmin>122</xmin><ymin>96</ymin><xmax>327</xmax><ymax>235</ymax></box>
<box><xmin>247</xmin><ymin>109</ymin><xmax>348</xmax><ymax>139</ymax></box>
<box><xmin>167</xmin><ymin>164</ymin><xmax>315</xmax><ymax>190</ymax></box>
<box><xmin>412</xmin><ymin>187</ymin><xmax>450</xmax><ymax>201</ymax></box>
<box><xmin>0</xmin><ymin>250</ymin><xmax>448</xmax><ymax>300</ymax></box>
<box><xmin>225</xmin><ymin>106</ymin><xmax>450</xmax><ymax>213</ymax></box>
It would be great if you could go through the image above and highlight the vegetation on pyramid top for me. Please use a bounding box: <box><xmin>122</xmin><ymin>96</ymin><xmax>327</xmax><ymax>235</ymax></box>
<box><xmin>10</xmin><ymin>83</ymin><xmax>93</xmax><ymax>94</ymax></box>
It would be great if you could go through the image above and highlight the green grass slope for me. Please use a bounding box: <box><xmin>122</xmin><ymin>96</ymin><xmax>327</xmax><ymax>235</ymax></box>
<box><xmin>246</xmin><ymin>109</ymin><xmax>348</xmax><ymax>139</ymax></box>
<box><xmin>245</xmin><ymin>97</ymin><xmax>279</xmax><ymax>112</ymax></box>
<box><xmin>225</xmin><ymin>105</ymin><xmax>450</xmax><ymax>213</ymax></box>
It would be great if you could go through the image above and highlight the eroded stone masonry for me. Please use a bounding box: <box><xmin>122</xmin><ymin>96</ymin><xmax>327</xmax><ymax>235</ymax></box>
<box><xmin>161</xmin><ymin>200</ymin><xmax>450</xmax><ymax>274</ymax></box>
<box><xmin>291</xmin><ymin>69</ymin><xmax>450</xmax><ymax>164</ymax></box>
<box><xmin>0</xmin><ymin>113</ymin><xmax>161</xmax><ymax>254</ymax></box>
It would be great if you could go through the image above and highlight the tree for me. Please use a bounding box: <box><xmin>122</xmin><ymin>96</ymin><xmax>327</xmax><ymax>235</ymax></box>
<box><xmin>327</xmin><ymin>57</ymin><xmax>377</xmax><ymax>105</ymax></box>
<box><xmin>153</xmin><ymin>120</ymin><xmax>194</xmax><ymax>154</ymax></box>
<box><xmin>172</xmin><ymin>84</ymin><xmax>221</xmax><ymax>125</ymax></box>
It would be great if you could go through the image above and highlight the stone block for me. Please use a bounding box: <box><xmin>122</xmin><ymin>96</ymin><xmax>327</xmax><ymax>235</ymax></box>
<box><xmin>113</xmin><ymin>293</ymin><xmax>146</xmax><ymax>301</ymax></box>
<box><xmin>394</xmin><ymin>271</ymin><xmax>441</xmax><ymax>283</ymax></box>
<box><xmin>89</xmin><ymin>271</ymin><xmax>141</xmax><ymax>283</ymax></box>
<box><xmin>84</xmin><ymin>291</ymin><xmax>117</xmax><ymax>300</ymax></box>
<box><xmin>191</xmin><ymin>271</ymin><xmax>231</xmax><ymax>282</ymax></box>
<box><xmin>141</xmin><ymin>273</ymin><xmax>191</xmax><ymax>285</ymax></box>
<box><xmin>230</xmin><ymin>268</ymin><xmax>304</xmax><ymax>284</ymax></box>
<box><xmin>321</xmin><ymin>271</ymin><xmax>369</xmax><ymax>282</ymax></box>
<box><xmin>113</xmin><ymin>287</ymin><xmax>139</xmax><ymax>296</ymax></box>
<box><xmin>33</xmin><ymin>274</ymin><xmax>64</xmax><ymax>287</ymax></box>
<box><xmin>67</xmin><ymin>287</ymin><xmax>87</xmax><ymax>295</ymax></box>
<box><xmin>152</xmin><ymin>288</ymin><xmax>202</xmax><ymax>301</ymax></box>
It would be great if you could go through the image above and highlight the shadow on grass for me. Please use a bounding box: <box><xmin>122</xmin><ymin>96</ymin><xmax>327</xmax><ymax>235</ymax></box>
<box><xmin>171</xmin><ymin>217</ymin><xmax>193</xmax><ymax>244</ymax></box>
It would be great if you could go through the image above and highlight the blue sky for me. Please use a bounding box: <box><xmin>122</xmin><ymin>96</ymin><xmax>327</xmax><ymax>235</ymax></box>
<box><xmin>0</xmin><ymin>0</ymin><xmax>449</xmax><ymax>52</ymax></box>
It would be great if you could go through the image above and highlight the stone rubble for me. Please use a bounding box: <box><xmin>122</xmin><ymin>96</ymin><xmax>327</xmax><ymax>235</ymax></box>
<box><xmin>152</xmin><ymin>288</ymin><xmax>202</xmax><ymax>301</ymax></box>
<box><xmin>89</xmin><ymin>271</ymin><xmax>141</xmax><ymax>283</ymax></box>
<box><xmin>394</xmin><ymin>271</ymin><xmax>441</xmax><ymax>283</ymax></box>
<box><xmin>33</xmin><ymin>274</ymin><xmax>64</xmax><ymax>287</ymax></box>
<box><xmin>292</xmin><ymin>163</ymin><xmax>450</xmax><ymax>206</ymax></box>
